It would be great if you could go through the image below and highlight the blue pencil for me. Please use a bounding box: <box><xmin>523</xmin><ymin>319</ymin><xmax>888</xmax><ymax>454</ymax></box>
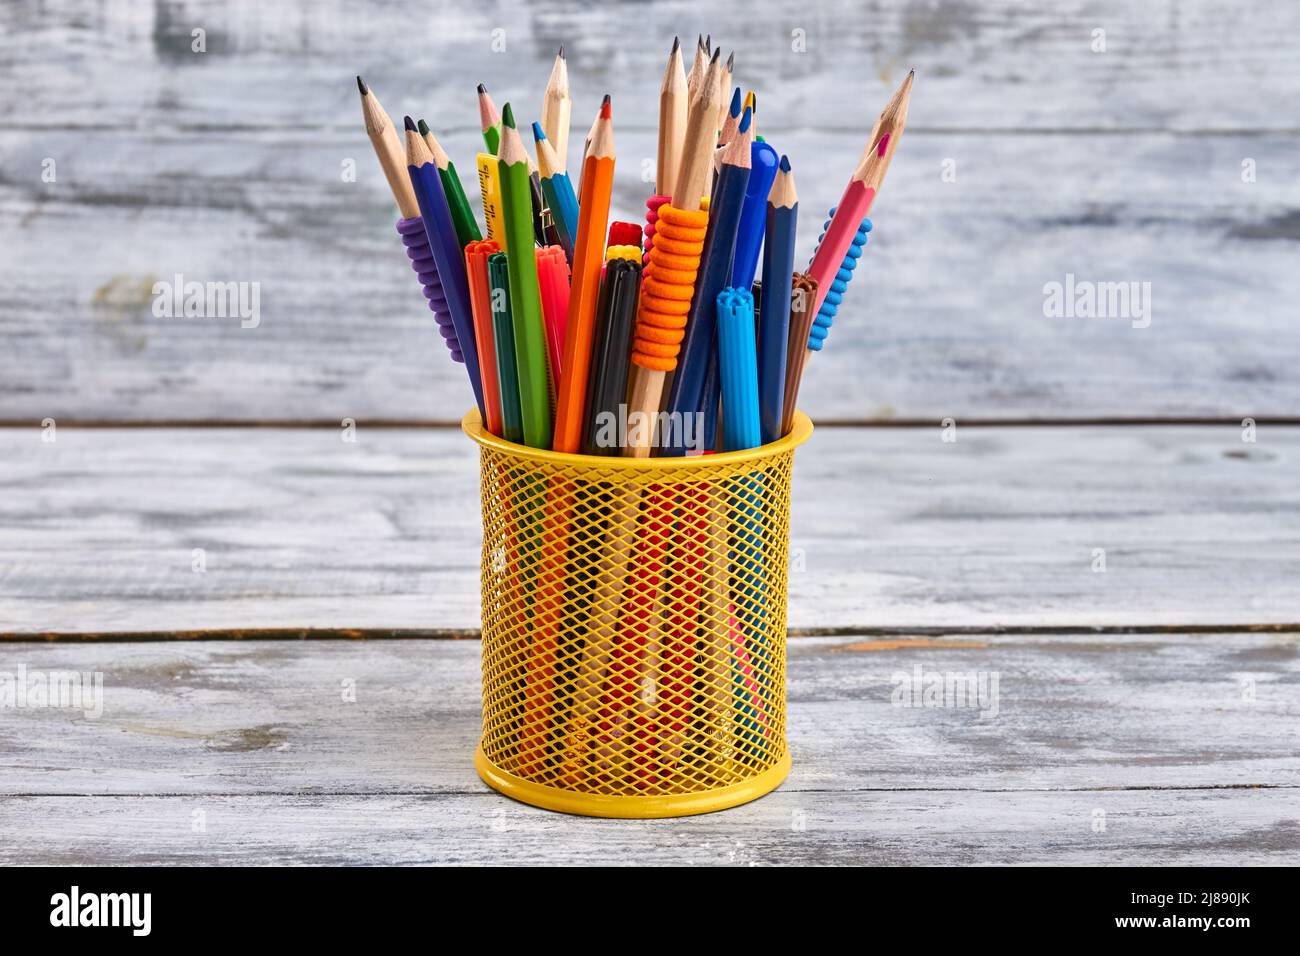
<box><xmin>404</xmin><ymin>117</ymin><xmax>486</xmax><ymax>419</ymax></box>
<box><xmin>759</xmin><ymin>156</ymin><xmax>798</xmax><ymax>444</ymax></box>
<box><xmin>664</xmin><ymin>106</ymin><xmax>754</xmax><ymax>455</ymax></box>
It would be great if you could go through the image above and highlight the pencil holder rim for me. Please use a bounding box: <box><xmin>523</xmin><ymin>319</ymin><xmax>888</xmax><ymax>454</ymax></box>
<box><xmin>461</xmin><ymin>408</ymin><xmax>813</xmax><ymax>466</ymax></box>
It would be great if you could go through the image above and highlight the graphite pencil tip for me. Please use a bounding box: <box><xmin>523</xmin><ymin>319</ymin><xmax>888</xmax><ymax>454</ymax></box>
<box><xmin>559</xmin><ymin>44</ymin><xmax>565</xmax><ymax>59</ymax></box>
<box><xmin>697</xmin><ymin>34</ymin><xmax>703</xmax><ymax>49</ymax></box>
<box><xmin>501</xmin><ymin>102</ymin><xmax>516</xmax><ymax>128</ymax></box>
<box><xmin>477</xmin><ymin>82</ymin><xmax>488</xmax><ymax>95</ymax></box>
<box><xmin>705</xmin><ymin>34</ymin><xmax>712</xmax><ymax>53</ymax></box>
<box><xmin>356</xmin><ymin>75</ymin><xmax>368</xmax><ymax>96</ymax></box>
<box><xmin>779</xmin><ymin>153</ymin><xmax>791</xmax><ymax>173</ymax></box>
<box><xmin>671</xmin><ymin>36</ymin><xmax>680</xmax><ymax>55</ymax></box>
<box><xmin>726</xmin><ymin>51</ymin><xmax>734</xmax><ymax>71</ymax></box>
<box><xmin>531</xmin><ymin>120</ymin><xmax>546</xmax><ymax>141</ymax></box>
<box><xmin>710</xmin><ymin>47</ymin><xmax>721</xmax><ymax>64</ymax></box>
<box><xmin>403</xmin><ymin>115</ymin><xmax>417</xmax><ymax>131</ymax></box>
<box><xmin>417</xmin><ymin>118</ymin><xmax>429</xmax><ymax>135</ymax></box>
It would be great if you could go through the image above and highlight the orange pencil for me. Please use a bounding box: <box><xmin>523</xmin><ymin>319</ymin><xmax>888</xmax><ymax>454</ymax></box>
<box><xmin>552</xmin><ymin>95</ymin><xmax>616</xmax><ymax>454</ymax></box>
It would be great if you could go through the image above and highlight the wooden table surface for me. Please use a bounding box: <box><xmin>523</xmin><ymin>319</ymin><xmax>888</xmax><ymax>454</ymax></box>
<box><xmin>1</xmin><ymin>0</ymin><xmax>1297</xmax><ymax>865</ymax></box>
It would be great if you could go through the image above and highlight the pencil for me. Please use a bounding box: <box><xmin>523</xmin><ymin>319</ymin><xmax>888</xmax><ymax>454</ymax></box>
<box><xmin>624</xmin><ymin>47</ymin><xmax>723</xmax><ymax>458</ymax></box>
<box><xmin>497</xmin><ymin>104</ymin><xmax>553</xmax><ymax>449</ymax></box>
<box><xmin>552</xmin><ymin>95</ymin><xmax>615</xmax><ymax>455</ymax></box>
<box><xmin>540</xmin><ymin>46</ymin><xmax>572</xmax><ymax>172</ymax></box>
<box><xmin>419</xmin><ymin>119</ymin><xmax>483</xmax><ymax>251</ymax></box>
<box><xmin>781</xmin><ymin>272</ymin><xmax>819</xmax><ymax>435</ymax></box>
<box><xmin>716</xmin><ymin>51</ymin><xmax>735</xmax><ymax>130</ymax></box>
<box><xmin>685</xmin><ymin>35</ymin><xmax>706</xmax><ymax>103</ymax></box>
<box><xmin>477</xmin><ymin>83</ymin><xmax>502</xmax><ymax>155</ymax></box>
<box><xmin>656</xmin><ymin>36</ymin><xmax>688</xmax><ymax>198</ymax></box>
<box><xmin>531</xmin><ymin>122</ymin><xmax>579</xmax><ymax>263</ymax></box>
<box><xmin>357</xmin><ymin>76</ymin><xmax>419</xmax><ymax>219</ymax></box>
<box><xmin>717</xmin><ymin>87</ymin><xmax>742</xmax><ymax>147</ymax></box>
<box><xmin>583</xmin><ymin>257</ymin><xmax>641</xmax><ymax>455</ymax></box>
<box><xmin>405</xmin><ymin>117</ymin><xmax>487</xmax><ymax>419</ymax></box>
<box><xmin>663</xmin><ymin>104</ymin><xmax>753</xmax><ymax>453</ymax></box>
<box><xmin>759</xmin><ymin>156</ymin><xmax>798</xmax><ymax>444</ymax></box>
<box><xmin>807</xmin><ymin>69</ymin><xmax>912</xmax><ymax>316</ymax></box>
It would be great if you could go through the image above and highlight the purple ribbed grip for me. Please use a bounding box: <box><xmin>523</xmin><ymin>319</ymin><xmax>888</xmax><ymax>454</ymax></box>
<box><xmin>397</xmin><ymin>216</ymin><xmax>463</xmax><ymax>363</ymax></box>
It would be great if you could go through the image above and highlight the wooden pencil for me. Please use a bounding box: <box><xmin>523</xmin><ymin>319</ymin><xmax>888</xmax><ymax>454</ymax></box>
<box><xmin>540</xmin><ymin>46</ymin><xmax>572</xmax><ymax>172</ymax></box>
<box><xmin>716</xmin><ymin>51</ymin><xmax>734</xmax><ymax>130</ymax></box>
<box><xmin>685</xmin><ymin>35</ymin><xmax>706</xmax><ymax>103</ymax></box>
<box><xmin>357</xmin><ymin>76</ymin><xmax>419</xmax><ymax>219</ymax></box>
<box><xmin>477</xmin><ymin>82</ymin><xmax>502</xmax><ymax>154</ymax></box>
<box><xmin>807</xmin><ymin>70</ymin><xmax>913</xmax><ymax>316</ymax></box>
<box><xmin>656</xmin><ymin>36</ymin><xmax>688</xmax><ymax>198</ymax></box>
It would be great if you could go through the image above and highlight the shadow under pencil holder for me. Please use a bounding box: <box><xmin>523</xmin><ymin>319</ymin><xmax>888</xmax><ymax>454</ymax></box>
<box><xmin>463</xmin><ymin>409</ymin><xmax>813</xmax><ymax>818</ymax></box>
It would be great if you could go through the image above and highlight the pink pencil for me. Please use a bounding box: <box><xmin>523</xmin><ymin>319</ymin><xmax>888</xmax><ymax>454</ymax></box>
<box><xmin>807</xmin><ymin>70</ymin><xmax>913</xmax><ymax>315</ymax></box>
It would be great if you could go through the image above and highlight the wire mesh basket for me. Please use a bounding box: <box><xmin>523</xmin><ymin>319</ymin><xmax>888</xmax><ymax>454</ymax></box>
<box><xmin>464</xmin><ymin>409</ymin><xmax>812</xmax><ymax>817</ymax></box>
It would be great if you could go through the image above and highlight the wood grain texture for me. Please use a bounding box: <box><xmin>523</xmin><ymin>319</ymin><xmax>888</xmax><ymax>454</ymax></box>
<box><xmin>0</xmin><ymin>635</ymin><xmax>1294</xmax><ymax>864</ymax></box>
<box><xmin>2</xmin><ymin>2</ymin><xmax>1299</xmax><ymax>423</ymax></box>
<box><xmin>3</xmin><ymin>425</ymin><xmax>1298</xmax><ymax>635</ymax></box>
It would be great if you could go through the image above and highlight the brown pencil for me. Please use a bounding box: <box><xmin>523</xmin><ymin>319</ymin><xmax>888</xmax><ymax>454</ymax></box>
<box><xmin>540</xmin><ymin>46</ymin><xmax>571</xmax><ymax>171</ymax></box>
<box><xmin>656</xmin><ymin>36</ymin><xmax>689</xmax><ymax>197</ymax></box>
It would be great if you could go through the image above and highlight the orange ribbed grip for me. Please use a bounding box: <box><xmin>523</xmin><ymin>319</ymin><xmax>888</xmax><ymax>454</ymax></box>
<box><xmin>632</xmin><ymin>204</ymin><xmax>709</xmax><ymax>372</ymax></box>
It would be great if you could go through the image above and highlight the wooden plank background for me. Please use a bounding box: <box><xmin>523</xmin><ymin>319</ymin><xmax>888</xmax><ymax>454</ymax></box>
<box><xmin>2</xmin><ymin>0</ymin><xmax>1299</xmax><ymax>423</ymax></box>
<box><xmin>5</xmin><ymin>424</ymin><xmax>1298</xmax><ymax>635</ymax></box>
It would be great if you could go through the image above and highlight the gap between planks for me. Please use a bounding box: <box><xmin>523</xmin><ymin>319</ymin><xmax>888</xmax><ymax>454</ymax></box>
<box><xmin>5</xmin><ymin>623</ymin><xmax>1299</xmax><ymax>643</ymax></box>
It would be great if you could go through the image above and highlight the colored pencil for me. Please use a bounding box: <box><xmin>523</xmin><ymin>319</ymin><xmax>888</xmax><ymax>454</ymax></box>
<box><xmin>716</xmin><ymin>51</ymin><xmax>735</xmax><ymax>130</ymax></box>
<box><xmin>497</xmin><ymin>104</ymin><xmax>552</xmax><ymax>449</ymax></box>
<box><xmin>807</xmin><ymin>70</ymin><xmax>912</xmax><ymax>316</ymax></box>
<box><xmin>419</xmin><ymin>119</ymin><xmax>483</xmax><ymax>250</ymax></box>
<box><xmin>759</xmin><ymin>156</ymin><xmax>798</xmax><ymax>444</ymax></box>
<box><xmin>552</xmin><ymin>95</ymin><xmax>615</xmax><ymax>454</ymax></box>
<box><xmin>781</xmin><ymin>271</ymin><xmax>819</xmax><ymax>435</ymax></box>
<box><xmin>477</xmin><ymin>83</ymin><xmax>502</xmax><ymax>155</ymax></box>
<box><xmin>405</xmin><ymin>117</ymin><xmax>486</xmax><ymax>419</ymax></box>
<box><xmin>358</xmin><ymin>76</ymin><xmax>419</xmax><ymax>219</ymax></box>
<box><xmin>662</xmin><ymin>104</ymin><xmax>753</xmax><ymax>454</ymax></box>
<box><xmin>532</xmin><ymin>122</ymin><xmax>579</xmax><ymax>263</ymax></box>
<box><xmin>540</xmin><ymin>46</ymin><xmax>571</xmax><ymax>171</ymax></box>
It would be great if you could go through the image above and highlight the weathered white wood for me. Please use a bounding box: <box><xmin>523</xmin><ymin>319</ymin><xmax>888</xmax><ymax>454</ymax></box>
<box><xmin>1</xmin><ymin>788</ymin><xmax>1294</xmax><ymax>865</ymax></box>
<box><xmin>3</xmin><ymin>425</ymin><xmax>1298</xmax><ymax>634</ymax></box>
<box><xmin>1</xmin><ymin>635</ymin><xmax>1294</xmax><ymax>798</ymax></box>
<box><xmin>3</xmin><ymin>128</ymin><xmax>1298</xmax><ymax>422</ymax></box>
<box><xmin>0</xmin><ymin>635</ymin><xmax>1296</xmax><ymax>865</ymax></box>
<box><xmin>2</xmin><ymin>0</ymin><xmax>1296</xmax><ymax>132</ymax></box>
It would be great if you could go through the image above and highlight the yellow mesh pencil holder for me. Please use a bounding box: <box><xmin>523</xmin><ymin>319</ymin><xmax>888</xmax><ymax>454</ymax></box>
<box><xmin>464</xmin><ymin>409</ymin><xmax>813</xmax><ymax>818</ymax></box>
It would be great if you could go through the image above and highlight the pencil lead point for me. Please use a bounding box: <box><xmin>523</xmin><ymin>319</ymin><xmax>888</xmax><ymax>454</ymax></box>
<box><xmin>600</xmin><ymin>94</ymin><xmax>611</xmax><ymax>118</ymax></box>
<box><xmin>403</xmin><ymin>115</ymin><xmax>417</xmax><ymax>131</ymax></box>
<box><xmin>697</xmin><ymin>34</ymin><xmax>704</xmax><ymax>49</ymax></box>
<box><xmin>671</xmin><ymin>36</ymin><xmax>680</xmax><ymax>55</ymax></box>
<box><xmin>558</xmin><ymin>44</ymin><xmax>565</xmax><ymax>59</ymax></box>
<box><xmin>501</xmin><ymin>102</ymin><xmax>516</xmax><ymax>128</ymax></box>
<box><xmin>729</xmin><ymin>87</ymin><xmax>742</xmax><ymax>116</ymax></box>
<box><xmin>477</xmin><ymin>82</ymin><xmax>488</xmax><ymax>95</ymax></box>
<box><xmin>356</xmin><ymin>75</ymin><xmax>368</xmax><ymax>96</ymax></box>
<box><xmin>705</xmin><ymin>34</ymin><xmax>712</xmax><ymax>53</ymax></box>
<box><xmin>417</xmin><ymin>118</ymin><xmax>429</xmax><ymax>135</ymax></box>
<box><xmin>779</xmin><ymin>154</ymin><xmax>791</xmax><ymax>173</ymax></box>
<box><xmin>531</xmin><ymin>120</ymin><xmax>545</xmax><ymax>141</ymax></box>
<box><xmin>738</xmin><ymin>106</ymin><xmax>752</xmax><ymax>134</ymax></box>
<box><xmin>726</xmin><ymin>51</ymin><xmax>734</xmax><ymax>71</ymax></box>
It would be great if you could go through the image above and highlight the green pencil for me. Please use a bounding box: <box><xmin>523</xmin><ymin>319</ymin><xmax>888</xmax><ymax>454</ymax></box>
<box><xmin>418</xmin><ymin>120</ymin><xmax>482</xmax><ymax>250</ymax></box>
<box><xmin>498</xmin><ymin>104</ymin><xmax>552</xmax><ymax>449</ymax></box>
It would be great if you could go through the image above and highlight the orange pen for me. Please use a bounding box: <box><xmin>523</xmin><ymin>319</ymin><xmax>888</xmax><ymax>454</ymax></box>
<box><xmin>552</xmin><ymin>95</ymin><xmax>615</xmax><ymax>454</ymax></box>
<box><xmin>464</xmin><ymin>239</ymin><xmax>503</xmax><ymax>436</ymax></box>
